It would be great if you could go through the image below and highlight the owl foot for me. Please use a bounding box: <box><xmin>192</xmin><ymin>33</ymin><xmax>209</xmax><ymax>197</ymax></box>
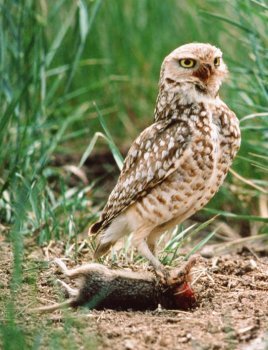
<box><xmin>154</xmin><ymin>255</ymin><xmax>199</xmax><ymax>286</ymax></box>
<box><xmin>154</xmin><ymin>266</ymin><xmax>171</xmax><ymax>285</ymax></box>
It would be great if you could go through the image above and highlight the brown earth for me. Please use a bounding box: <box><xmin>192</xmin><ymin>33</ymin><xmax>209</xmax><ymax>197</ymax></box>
<box><xmin>0</xmin><ymin>237</ymin><xmax>268</xmax><ymax>350</ymax></box>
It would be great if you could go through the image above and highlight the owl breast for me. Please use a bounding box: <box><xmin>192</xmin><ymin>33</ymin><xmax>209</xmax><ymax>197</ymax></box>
<box><xmin>127</xmin><ymin>102</ymin><xmax>240</xmax><ymax>230</ymax></box>
<box><xmin>157</xmin><ymin>122</ymin><xmax>222</xmax><ymax>222</ymax></box>
<box><xmin>164</xmin><ymin>102</ymin><xmax>240</xmax><ymax>222</ymax></box>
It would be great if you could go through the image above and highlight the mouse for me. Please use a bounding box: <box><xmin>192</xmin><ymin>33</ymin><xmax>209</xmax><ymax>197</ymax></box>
<box><xmin>30</xmin><ymin>257</ymin><xmax>197</xmax><ymax>313</ymax></box>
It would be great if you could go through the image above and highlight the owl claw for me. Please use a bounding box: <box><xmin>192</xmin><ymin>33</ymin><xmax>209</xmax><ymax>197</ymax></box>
<box><xmin>154</xmin><ymin>256</ymin><xmax>199</xmax><ymax>286</ymax></box>
<box><xmin>154</xmin><ymin>266</ymin><xmax>174</xmax><ymax>285</ymax></box>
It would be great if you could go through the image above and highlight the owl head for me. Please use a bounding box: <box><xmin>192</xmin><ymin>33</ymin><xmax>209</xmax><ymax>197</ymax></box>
<box><xmin>160</xmin><ymin>43</ymin><xmax>228</xmax><ymax>99</ymax></box>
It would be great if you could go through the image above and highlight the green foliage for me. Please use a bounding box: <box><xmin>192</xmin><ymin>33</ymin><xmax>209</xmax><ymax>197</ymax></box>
<box><xmin>1</xmin><ymin>0</ymin><xmax>267</xmax><ymax>238</ymax></box>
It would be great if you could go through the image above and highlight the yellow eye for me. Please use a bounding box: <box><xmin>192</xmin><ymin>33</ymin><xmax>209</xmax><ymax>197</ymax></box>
<box><xmin>179</xmin><ymin>59</ymin><xmax>196</xmax><ymax>68</ymax></box>
<box><xmin>214</xmin><ymin>57</ymin><xmax>221</xmax><ymax>67</ymax></box>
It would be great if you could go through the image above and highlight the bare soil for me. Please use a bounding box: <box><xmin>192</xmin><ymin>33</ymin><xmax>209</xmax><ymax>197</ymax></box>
<box><xmin>0</xmin><ymin>237</ymin><xmax>268</xmax><ymax>350</ymax></box>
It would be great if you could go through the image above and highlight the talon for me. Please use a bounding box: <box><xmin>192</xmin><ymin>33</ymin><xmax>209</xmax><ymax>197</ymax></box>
<box><xmin>154</xmin><ymin>260</ymin><xmax>196</xmax><ymax>286</ymax></box>
<box><xmin>154</xmin><ymin>266</ymin><xmax>172</xmax><ymax>285</ymax></box>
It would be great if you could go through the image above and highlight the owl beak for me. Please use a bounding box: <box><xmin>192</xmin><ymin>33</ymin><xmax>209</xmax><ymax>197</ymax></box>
<box><xmin>204</xmin><ymin>63</ymin><xmax>212</xmax><ymax>74</ymax></box>
<box><xmin>194</xmin><ymin>63</ymin><xmax>212</xmax><ymax>82</ymax></box>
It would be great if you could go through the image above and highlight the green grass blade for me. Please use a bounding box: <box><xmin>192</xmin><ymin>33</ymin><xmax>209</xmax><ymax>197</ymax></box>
<box><xmin>94</xmin><ymin>102</ymin><xmax>124</xmax><ymax>170</ymax></box>
<box><xmin>184</xmin><ymin>229</ymin><xmax>217</xmax><ymax>260</ymax></box>
<box><xmin>64</xmin><ymin>0</ymin><xmax>103</xmax><ymax>91</ymax></box>
<box><xmin>203</xmin><ymin>208</ymin><xmax>268</xmax><ymax>223</ymax></box>
<box><xmin>200</xmin><ymin>10</ymin><xmax>255</xmax><ymax>34</ymax></box>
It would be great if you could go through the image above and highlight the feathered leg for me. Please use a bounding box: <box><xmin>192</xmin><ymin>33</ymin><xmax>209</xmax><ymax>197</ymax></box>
<box><xmin>132</xmin><ymin>226</ymin><xmax>163</xmax><ymax>270</ymax></box>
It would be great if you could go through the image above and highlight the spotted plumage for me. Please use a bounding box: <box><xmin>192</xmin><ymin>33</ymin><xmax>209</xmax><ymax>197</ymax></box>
<box><xmin>89</xmin><ymin>43</ymin><xmax>241</xmax><ymax>271</ymax></box>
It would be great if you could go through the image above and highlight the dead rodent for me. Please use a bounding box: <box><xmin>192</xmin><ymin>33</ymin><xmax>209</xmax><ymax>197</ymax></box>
<box><xmin>31</xmin><ymin>257</ymin><xmax>197</xmax><ymax>313</ymax></box>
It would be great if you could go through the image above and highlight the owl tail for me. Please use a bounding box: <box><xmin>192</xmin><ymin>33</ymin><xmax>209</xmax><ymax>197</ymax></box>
<box><xmin>89</xmin><ymin>221</ymin><xmax>112</xmax><ymax>258</ymax></box>
<box><xmin>94</xmin><ymin>240</ymin><xmax>113</xmax><ymax>259</ymax></box>
<box><xmin>89</xmin><ymin>220</ymin><xmax>104</xmax><ymax>235</ymax></box>
<box><xmin>92</xmin><ymin>214</ymin><xmax>129</xmax><ymax>259</ymax></box>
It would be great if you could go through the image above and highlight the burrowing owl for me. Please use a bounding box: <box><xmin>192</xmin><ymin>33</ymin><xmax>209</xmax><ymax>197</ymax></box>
<box><xmin>90</xmin><ymin>43</ymin><xmax>241</xmax><ymax>271</ymax></box>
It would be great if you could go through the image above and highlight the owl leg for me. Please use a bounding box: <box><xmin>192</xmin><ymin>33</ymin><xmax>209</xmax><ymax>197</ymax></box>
<box><xmin>138</xmin><ymin>240</ymin><xmax>163</xmax><ymax>270</ymax></box>
<box><xmin>132</xmin><ymin>227</ymin><xmax>163</xmax><ymax>270</ymax></box>
<box><xmin>136</xmin><ymin>240</ymin><xmax>173</xmax><ymax>284</ymax></box>
<box><xmin>147</xmin><ymin>242</ymin><xmax>156</xmax><ymax>256</ymax></box>
<box><xmin>147</xmin><ymin>229</ymin><xmax>164</xmax><ymax>255</ymax></box>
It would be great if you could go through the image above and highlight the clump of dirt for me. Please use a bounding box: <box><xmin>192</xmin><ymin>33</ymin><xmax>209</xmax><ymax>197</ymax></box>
<box><xmin>0</xmin><ymin>238</ymin><xmax>268</xmax><ymax>350</ymax></box>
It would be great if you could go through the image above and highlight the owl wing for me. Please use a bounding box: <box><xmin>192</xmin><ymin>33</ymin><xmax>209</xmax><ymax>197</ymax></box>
<box><xmin>90</xmin><ymin>116</ymin><xmax>192</xmax><ymax>234</ymax></box>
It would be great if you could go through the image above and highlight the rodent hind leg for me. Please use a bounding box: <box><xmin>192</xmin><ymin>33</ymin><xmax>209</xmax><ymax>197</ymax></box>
<box><xmin>54</xmin><ymin>258</ymin><xmax>71</xmax><ymax>276</ymax></box>
<box><xmin>54</xmin><ymin>258</ymin><xmax>110</xmax><ymax>279</ymax></box>
<box><xmin>56</xmin><ymin>279</ymin><xmax>79</xmax><ymax>297</ymax></box>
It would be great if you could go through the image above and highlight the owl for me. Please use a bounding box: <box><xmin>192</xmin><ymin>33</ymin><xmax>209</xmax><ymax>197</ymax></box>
<box><xmin>89</xmin><ymin>43</ymin><xmax>241</xmax><ymax>272</ymax></box>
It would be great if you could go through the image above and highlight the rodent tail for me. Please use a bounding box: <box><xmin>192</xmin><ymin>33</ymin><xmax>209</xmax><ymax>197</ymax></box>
<box><xmin>29</xmin><ymin>299</ymin><xmax>74</xmax><ymax>314</ymax></box>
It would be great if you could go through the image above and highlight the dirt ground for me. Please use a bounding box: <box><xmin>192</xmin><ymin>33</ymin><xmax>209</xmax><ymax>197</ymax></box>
<box><xmin>0</xmin><ymin>237</ymin><xmax>268</xmax><ymax>350</ymax></box>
